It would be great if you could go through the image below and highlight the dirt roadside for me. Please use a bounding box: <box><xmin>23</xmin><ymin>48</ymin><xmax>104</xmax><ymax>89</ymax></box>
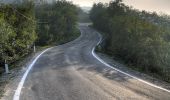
<box><xmin>96</xmin><ymin>52</ymin><xmax>170</xmax><ymax>91</ymax></box>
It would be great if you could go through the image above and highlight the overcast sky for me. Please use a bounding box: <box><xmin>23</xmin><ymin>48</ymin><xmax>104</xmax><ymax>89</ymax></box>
<box><xmin>68</xmin><ymin>0</ymin><xmax>170</xmax><ymax>15</ymax></box>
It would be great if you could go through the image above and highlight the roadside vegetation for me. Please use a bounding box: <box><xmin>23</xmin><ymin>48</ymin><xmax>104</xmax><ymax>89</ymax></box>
<box><xmin>0</xmin><ymin>2</ymin><xmax>36</xmax><ymax>73</ymax></box>
<box><xmin>35</xmin><ymin>0</ymin><xmax>79</xmax><ymax>46</ymax></box>
<box><xmin>0</xmin><ymin>0</ymin><xmax>79</xmax><ymax>97</ymax></box>
<box><xmin>0</xmin><ymin>0</ymin><xmax>79</xmax><ymax>74</ymax></box>
<box><xmin>90</xmin><ymin>0</ymin><xmax>170</xmax><ymax>82</ymax></box>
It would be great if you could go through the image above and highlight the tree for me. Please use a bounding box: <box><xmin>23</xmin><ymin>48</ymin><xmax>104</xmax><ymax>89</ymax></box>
<box><xmin>90</xmin><ymin>1</ymin><xmax>170</xmax><ymax>82</ymax></box>
<box><xmin>35</xmin><ymin>0</ymin><xmax>78</xmax><ymax>45</ymax></box>
<box><xmin>0</xmin><ymin>2</ymin><xmax>36</xmax><ymax>70</ymax></box>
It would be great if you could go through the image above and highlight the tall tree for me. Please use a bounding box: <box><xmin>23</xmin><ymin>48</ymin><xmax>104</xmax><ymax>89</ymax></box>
<box><xmin>90</xmin><ymin>1</ymin><xmax>170</xmax><ymax>82</ymax></box>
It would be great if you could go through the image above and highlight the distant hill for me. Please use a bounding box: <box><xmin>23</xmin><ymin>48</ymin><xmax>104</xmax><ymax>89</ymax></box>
<box><xmin>0</xmin><ymin>0</ymin><xmax>54</xmax><ymax>4</ymax></box>
<box><xmin>81</xmin><ymin>7</ymin><xmax>91</xmax><ymax>13</ymax></box>
<box><xmin>0</xmin><ymin>0</ymin><xmax>15</xmax><ymax>3</ymax></box>
<box><xmin>78</xmin><ymin>7</ymin><xmax>91</xmax><ymax>23</ymax></box>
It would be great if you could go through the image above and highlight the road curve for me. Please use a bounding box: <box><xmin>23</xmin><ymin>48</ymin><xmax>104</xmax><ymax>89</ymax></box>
<box><xmin>13</xmin><ymin>25</ymin><xmax>170</xmax><ymax>100</ymax></box>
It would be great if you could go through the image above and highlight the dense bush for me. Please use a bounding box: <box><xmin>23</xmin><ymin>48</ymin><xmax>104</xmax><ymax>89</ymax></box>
<box><xmin>35</xmin><ymin>0</ymin><xmax>78</xmax><ymax>45</ymax></box>
<box><xmin>90</xmin><ymin>0</ymin><xmax>170</xmax><ymax>82</ymax></box>
<box><xmin>0</xmin><ymin>0</ymin><xmax>79</xmax><ymax>72</ymax></box>
<box><xmin>0</xmin><ymin>2</ymin><xmax>36</xmax><ymax>71</ymax></box>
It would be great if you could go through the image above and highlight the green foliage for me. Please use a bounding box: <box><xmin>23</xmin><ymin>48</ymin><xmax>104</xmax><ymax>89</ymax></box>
<box><xmin>35</xmin><ymin>0</ymin><xmax>78</xmax><ymax>45</ymax></box>
<box><xmin>0</xmin><ymin>2</ymin><xmax>36</xmax><ymax>71</ymax></box>
<box><xmin>0</xmin><ymin>0</ymin><xmax>79</xmax><ymax>72</ymax></box>
<box><xmin>90</xmin><ymin>1</ymin><xmax>170</xmax><ymax>82</ymax></box>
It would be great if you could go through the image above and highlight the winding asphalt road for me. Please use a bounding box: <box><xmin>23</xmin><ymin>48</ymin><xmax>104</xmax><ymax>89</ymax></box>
<box><xmin>12</xmin><ymin>25</ymin><xmax>170</xmax><ymax>100</ymax></box>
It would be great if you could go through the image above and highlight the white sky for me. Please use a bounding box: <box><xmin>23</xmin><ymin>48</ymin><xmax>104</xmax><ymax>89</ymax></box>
<box><xmin>67</xmin><ymin>0</ymin><xmax>170</xmax><ymax>15</ymax></box>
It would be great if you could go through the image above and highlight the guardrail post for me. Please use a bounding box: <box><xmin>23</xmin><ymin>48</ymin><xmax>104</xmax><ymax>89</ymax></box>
<box><xmin>34</xmin><ymin>43</ymin><xmax>36</xmax><ymax>53</ymax></box>
<box><xmin>5</xmin><ymin>60</ymin><xmax>9</xmax><ymax>74</ymax></box>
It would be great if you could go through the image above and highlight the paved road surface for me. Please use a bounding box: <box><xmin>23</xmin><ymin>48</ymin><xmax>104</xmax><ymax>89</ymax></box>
<box><xmin>12</xmin><ymin>25</ymin><xmax>170</xmax><ymax>100</ymax></box>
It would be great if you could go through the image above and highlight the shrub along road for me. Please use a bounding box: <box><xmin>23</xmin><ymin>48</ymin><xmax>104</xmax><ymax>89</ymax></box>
<box><xmin>3</xmin><ymin>24</ymin><xmax>170</xmax><ymax>100</ymax></box>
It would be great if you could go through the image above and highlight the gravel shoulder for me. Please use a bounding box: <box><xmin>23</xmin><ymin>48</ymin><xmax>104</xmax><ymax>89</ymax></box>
<box><xmin>96</xmin><ymin>52</ymin><xmax>170</xmax><ymax>91</ymax></box>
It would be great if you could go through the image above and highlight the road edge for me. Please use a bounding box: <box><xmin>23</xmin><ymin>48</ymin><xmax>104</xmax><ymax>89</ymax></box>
<box><xmin>92</xmin><ymin>32</ymin><xmax>170</xmax><ymax>93</ymax></box>
<box><xmin>12</xmin><ymin>27</ymin><xmax>83</xmax><ymax>100</ymax></box>
<box><xmin>13</xmin><ymin>47</ymin><xmax>53</xmax><ymax>100</ymax></box>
